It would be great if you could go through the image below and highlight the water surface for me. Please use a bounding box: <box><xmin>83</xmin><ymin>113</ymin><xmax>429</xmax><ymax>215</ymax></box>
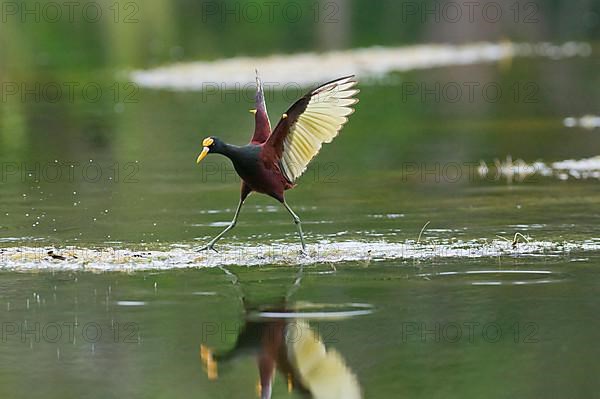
<box><xmin>1</xmin><ymin>28</ymin><xmax>600</xmax><ymax>399</ymax></box>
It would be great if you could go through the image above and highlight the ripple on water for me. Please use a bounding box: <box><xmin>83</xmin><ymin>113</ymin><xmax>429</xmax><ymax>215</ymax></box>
<box><xmin>247</xmin><ymin>302</ymin><xmax>374</xmax><ymax>321</ymax></box>
<box><xmin>416</xmin><ymin>270</ymin><xmax>567</xmax><ymax>286</ymax></box>
<box><xmin>116</xmin><ymin>301</ymin><xmax>147</xmax><ymax>307</ymax></box>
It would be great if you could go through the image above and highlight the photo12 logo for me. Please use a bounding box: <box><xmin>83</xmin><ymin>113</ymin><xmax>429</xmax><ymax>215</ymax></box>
<box><xmin>1</xmin><ymin>321</ymin><xmax>140</xmax><ymax>344</ymax></box>
<box><xmin>198</xmin><ymin>81</ymin><xmax>317</xmax><ymax>104</ymax></box>
<box><xmin>200</xmin><ymin>321</ymin><xmax>339</xmax><ymax>344</ymax></box>
<box><xmin>200</xmin><ymin>1</ymin><xmax>341</xmax><ymax>23</ymax></box>
<box><xmin>197</xmin><ymin>161</ymin><xmax>339</xmax><ymax>184</ymax></box>
<box><xmin>1</xmin><ymin>82</ymin><xmax>139</xmax><ymax>104</ymax></box>
<box><xmin>1</xmin><ymin>1</ymin><xmax>140</xmax><ymax>23</ymax></box>
<box><xmin>0</xmin><ymin>161</ymin><xmax>140</xmax><ymax>184</ymax></box>
<box><xmin>401</xmin><ymin>321</ymin><xmax>540</xmax><ymax>343</ymax></box>
<box><xmin>400</xmin><ymin>81</ymin><xmax>539</xmax><ymax>104</ymax></box>
<box><xmin>399</xmin><ymin>1</ymin><xmax>540</xmax><ymax>24</ymax></box>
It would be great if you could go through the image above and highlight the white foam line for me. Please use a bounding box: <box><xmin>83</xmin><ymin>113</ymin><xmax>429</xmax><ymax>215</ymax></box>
<box><xmin>1</xmin><ymin>238</ymin><xmax>600</xmax><ymax>272</ymax></box>
<box><xmin>464</xmin><ymin>270</ymin><xmax>553</xmax><ymax>275</ymax></box>
<box><xmin>472</xmin><ymin>279</ymin><xmax>558</xmax><ymax>286</ymax></box>
<box><xmin>418</xmin><ymin>270</ymin><xmax>554</xmax><ymax>277</ymax></box>
<box><xmin>479</xmin><ymin>156</ymin><xmax>600</xmax><ymax>181</ymax></box>
<box><xmin>564</xmin><ymin>115</ymin><xmax>600</xmax><ymax>130</ymax></box>
<box><xmin>130</xmin><ymin>41</ymin><xmax>591</xmax><ymax>90</ymax></box>
<box><xmin>255</xmin><ymin>310</ymin><xmax>374</xmax><ymax>319</ymax></box>
<box><xmin>116</xmin><ymin>301</ymin><xmax>146</xmax><ymax>307</ymax></box>
<box><xmin>471</xmin><ymin>282</ymin><xmax>503</xmax><ymax>286</ymax></box>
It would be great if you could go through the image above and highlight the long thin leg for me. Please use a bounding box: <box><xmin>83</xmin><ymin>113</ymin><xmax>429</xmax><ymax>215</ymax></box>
<box><xmin>286</xmin><ymin>264</ymin><xmax>305</xmax><ymax>301</ymax></box>
<box><xmin>197</xmin><ymin>199</ymin><xmax>245</xmax><ymax>252</ymax></box>
<box><xmin>282</xmin><ymin>201</ymin><xmax>307</xmax><ymax>253</ymax></box>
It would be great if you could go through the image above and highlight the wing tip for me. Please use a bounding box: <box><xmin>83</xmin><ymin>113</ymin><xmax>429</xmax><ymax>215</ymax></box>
<box><xmin>255</xmin><ymin>69</ymin><xmax>262</xmax><ymax>88</ymax></box>
<box><xmin>255</xmin><ymin>68</ymin><xmax>267</xmax><ymax>107</ymax></box>
<box><xmin>339</xmin><ymin>74</ymin><xmax>357</xmax><ymax>82</ymax></box>
<box><xmin>313</xmin><ymin>75</ymin><xmax>358</xmax><ymax>94</ymax></box>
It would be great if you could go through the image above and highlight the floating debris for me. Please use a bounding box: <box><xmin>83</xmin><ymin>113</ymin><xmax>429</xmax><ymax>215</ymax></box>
<box><xmin>563</xmin><ymin>115</ymin><xmax>600</xmax><ymax>130</ymax></box>
<box><xmin>478</xmin><ymin>155</ymin><xmax>600</xmax><ymax>182</ymax></box>
<box><xmin>496</xmin><ymin>232</ymin><xmax>531</xmax><ymax>249</ymax></box>
<box><xmin>1</xmin><ymin>238</ymin><xmax>599</xmax><ymax>271</ymax></box>
<box><xmin>47</xmin><ymin>250</ymin><xmax>66</xmax><ymax>261</ymax></box>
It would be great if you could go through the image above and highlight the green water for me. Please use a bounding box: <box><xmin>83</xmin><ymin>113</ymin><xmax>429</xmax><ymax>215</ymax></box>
<box><xmin>2</xmin><ymin>1</ymin><xmax>600</xmax><ymax>397</ymax></box>
<box><xmin>1</xmin><ymin>259</ymin><xmax>599</xmax><ymax>398</ymax></box>
<box><xmin>2</xmin><ymin>55</ymin><xmax>600</xmax><ymax>249</ymax></box>
<box><xmin>1</xmin><ymin>54</ymin><xmax>599</xmax><ymax>396</ymax></box>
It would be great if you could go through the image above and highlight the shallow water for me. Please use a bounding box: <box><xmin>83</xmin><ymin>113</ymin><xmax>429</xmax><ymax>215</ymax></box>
<box><xmin>1</xmin><ymin>257</ymin><xmax>600</xmax><ymax>398</ymax></box>
<box><xmin>1</xmin><ymin>32</ymin><xmax>600</xmax><ymax>399</ymax></box>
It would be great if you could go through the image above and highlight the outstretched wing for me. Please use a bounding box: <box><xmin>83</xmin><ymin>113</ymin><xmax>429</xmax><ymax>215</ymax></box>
<box><xmin>250</xmin><ymin>71</ymin><xmax>272</xmax><ymax>144</ymax></box>
<box><xmin>265</xmin><ymin>76</ymin><xmax>359</xmax><ymax>182</ymax></box>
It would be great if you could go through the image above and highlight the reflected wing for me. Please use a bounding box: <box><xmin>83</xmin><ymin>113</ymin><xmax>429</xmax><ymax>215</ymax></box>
<box><xmin>265</xmin><ymin>76</ymin><xmax>359</xmax><ymax>182</ymax></box>
<box><xmin>286</xmin><ymin>321</ymin><xmax>362</xmax><ymax>399</ymax></box>
<box><xmin>250</xmin><ymin>71</ymin><xmax>272</xmax><ymax>144</ymax></box>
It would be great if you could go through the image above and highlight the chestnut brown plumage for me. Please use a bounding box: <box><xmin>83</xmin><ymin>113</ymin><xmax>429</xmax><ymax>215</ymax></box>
<box><xmin>196</xmin><ymin>73</ymin><xmax>359</xmax><ymax>252</ymax></box>
<box><xmin>200</xmin><ymin>303</ymin><xmax>362</xmax><ymax>398</ymax></box>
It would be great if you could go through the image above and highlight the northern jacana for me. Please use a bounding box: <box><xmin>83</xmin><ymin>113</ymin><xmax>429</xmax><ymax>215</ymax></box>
<box><xmin>196</xmin><ymin>73</ymin><xmax>359</xmax><ymax>252</ymax></box>
<box><xmin>200</xmin><ymin>306</ymin><xmax>361</xmax><ymax>399</ymax></box>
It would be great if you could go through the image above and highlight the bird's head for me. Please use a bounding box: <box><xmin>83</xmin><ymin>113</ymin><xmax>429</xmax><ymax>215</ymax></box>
<box><xmin>196</xmin><ymin>136</ymin><xmax>224</xmax><ymax>163</ymax></box>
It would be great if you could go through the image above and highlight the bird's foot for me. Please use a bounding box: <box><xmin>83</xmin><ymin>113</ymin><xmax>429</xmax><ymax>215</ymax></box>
<box><xmin>299</xmin><ymin>247</ymin><xmax>308</xmax><ymax>257</ymax></box>
<box><xmin>196</xmin><ymin>243</ymin><xmax>219</xmax><ymax>253</ymax></box>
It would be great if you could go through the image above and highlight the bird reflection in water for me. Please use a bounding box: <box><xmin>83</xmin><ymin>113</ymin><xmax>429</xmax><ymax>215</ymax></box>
<box><xmin>199</xmin><ymin>268</ymin><xmax>362</xmax><ymax>399</ymax></box>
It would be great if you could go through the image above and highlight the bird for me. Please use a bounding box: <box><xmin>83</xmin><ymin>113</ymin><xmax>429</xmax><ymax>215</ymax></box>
<box><xmin>195</xmin><ymin>72</ymin><xmax>359</xmax><ymax>253</ymax></box>
<box><xmin>200</xmin><ymin>307</ymin><xmax>362</xmax><ymax>399</ymax></box>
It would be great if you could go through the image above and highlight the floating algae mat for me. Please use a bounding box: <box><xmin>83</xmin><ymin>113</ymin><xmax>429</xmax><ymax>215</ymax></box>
<box><xmin>2</xmin><ymin>239</ymin><xmax>600</xmax><ymax>271</ymax></box>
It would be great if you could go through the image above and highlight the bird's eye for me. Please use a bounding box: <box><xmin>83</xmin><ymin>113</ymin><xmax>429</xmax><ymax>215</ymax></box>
<box><xmin>203</xmin><ymin>137</ymin><xmax>214</xmax><ymax>147</ymax></box>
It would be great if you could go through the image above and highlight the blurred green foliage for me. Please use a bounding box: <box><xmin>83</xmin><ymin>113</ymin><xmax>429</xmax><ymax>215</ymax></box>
<box><xmin>1</xmin><ymin>0</ymin><xmax>599</xmax><ymax>75</ymax></box>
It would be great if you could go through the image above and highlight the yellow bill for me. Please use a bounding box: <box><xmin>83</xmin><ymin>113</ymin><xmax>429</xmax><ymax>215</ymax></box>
<box><xmin>200</xmin><ymin>344</ymin><xmax>218</xmax><ymax>380</ymax></box>
<box><xmin>196</xmin><ymin>147</ymin><xmax>210</xmax><ymax>163</ymax></box>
